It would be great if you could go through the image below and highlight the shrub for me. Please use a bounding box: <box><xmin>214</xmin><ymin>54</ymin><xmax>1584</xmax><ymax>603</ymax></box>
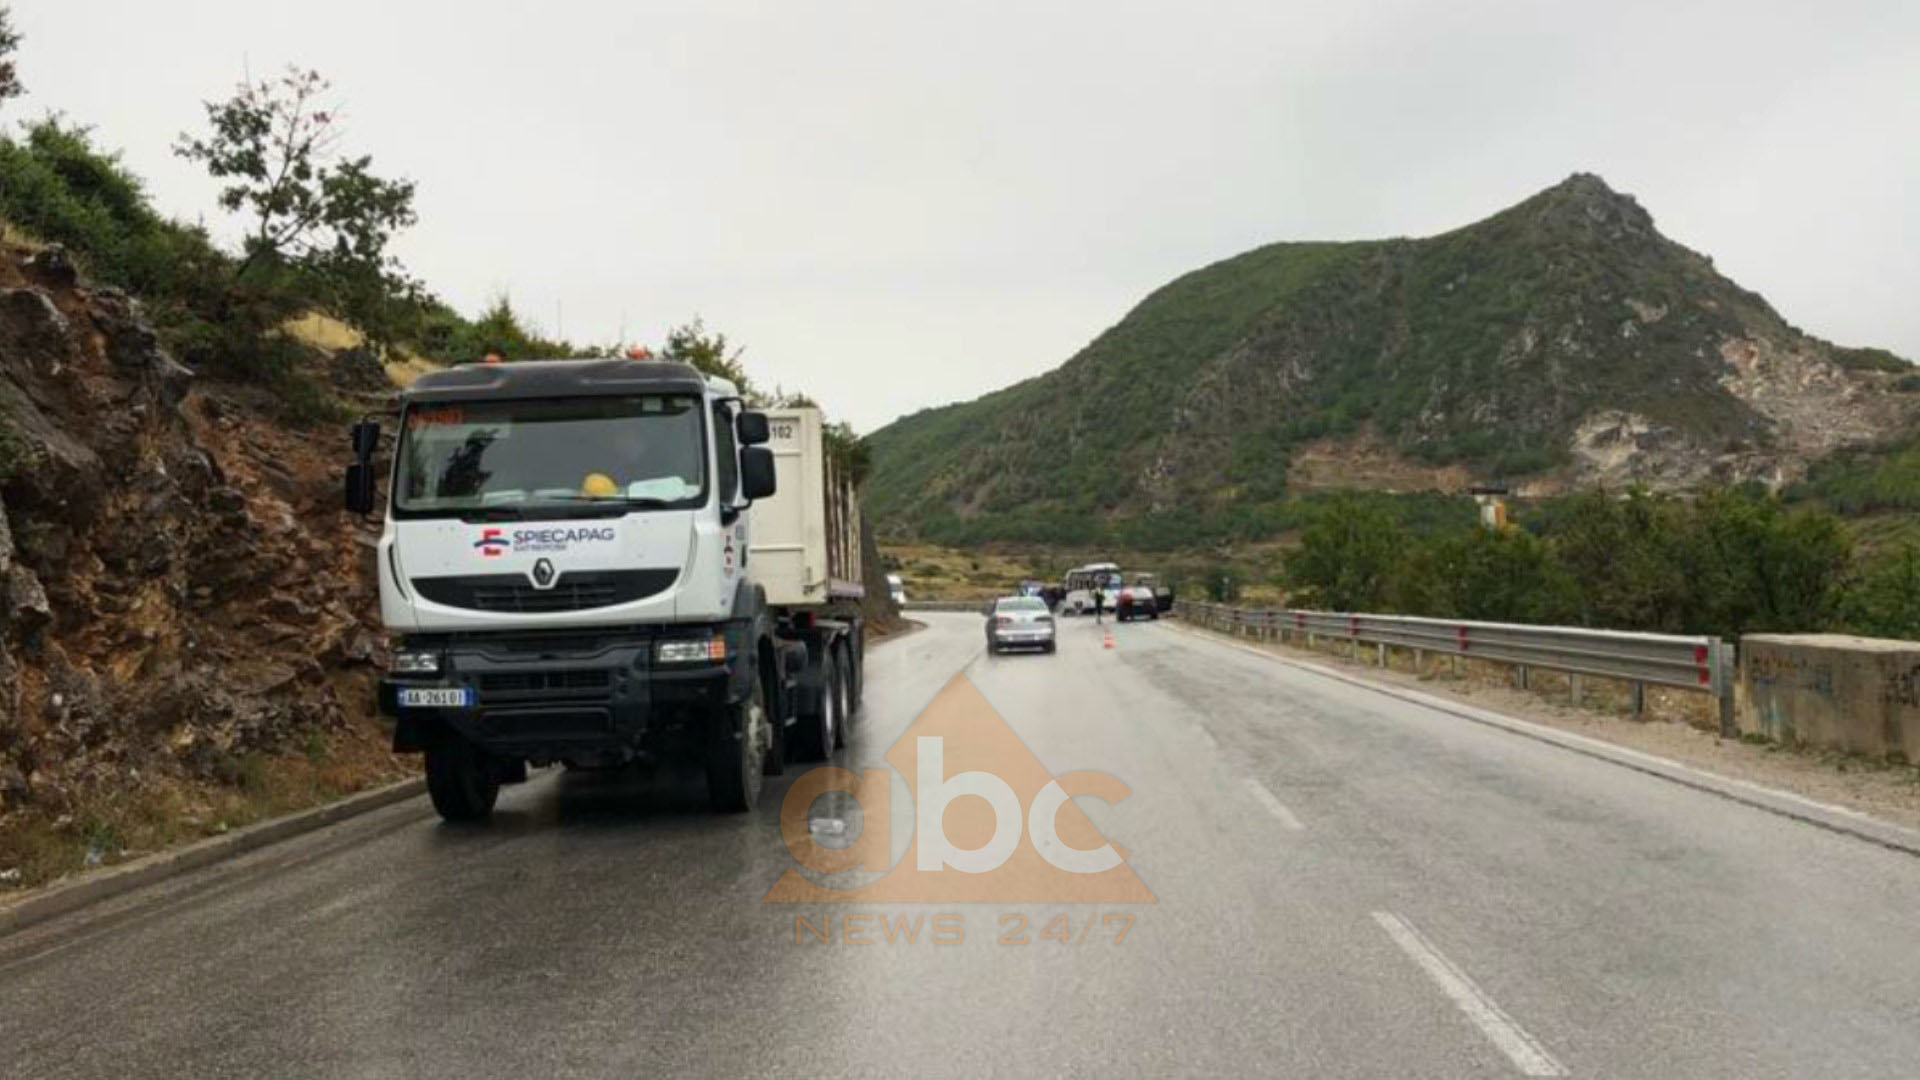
<box><xmin>1284</xmin><ymin>496</ymin><xmax>1405</xmax><ymax>611</ymax></box>
<box><xmin>1844</xmin><ymin>545</ymin><xmax>1920</xmax><ymax>640</ymax></box>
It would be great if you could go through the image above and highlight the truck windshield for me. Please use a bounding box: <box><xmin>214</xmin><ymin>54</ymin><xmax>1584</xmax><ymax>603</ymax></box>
<box><xmin>393</xmin><ymin>394</ymin><xmax>707</xmax><ymax>517</ymax></box>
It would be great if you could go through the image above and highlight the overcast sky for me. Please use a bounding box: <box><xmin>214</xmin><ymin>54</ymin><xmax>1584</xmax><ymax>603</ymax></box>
<box><xmin>11</xmin><ymin>1</ymin><xmax>1918</xmax><ymax>431</ymax></box>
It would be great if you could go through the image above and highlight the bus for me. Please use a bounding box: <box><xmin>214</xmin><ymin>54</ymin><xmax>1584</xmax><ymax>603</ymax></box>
<box><xmin>1060</xmin><ymin>562</ymin><xmax>1123</xmax><ymax>615</ymax></box>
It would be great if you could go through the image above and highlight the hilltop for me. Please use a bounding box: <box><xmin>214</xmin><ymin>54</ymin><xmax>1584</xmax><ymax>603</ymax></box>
<box><xmin>865</xmin><ymin>174</ymin><xmax>1913</xmax><ymax>547</ymax></box>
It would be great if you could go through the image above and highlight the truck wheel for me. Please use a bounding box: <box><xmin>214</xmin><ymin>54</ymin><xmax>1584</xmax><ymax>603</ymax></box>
<box><xmin>791</xmin><ymin>654</ymin><xmax>841</xmax><ymax>762</ymax></box>
<box><xmin>425</xmin><ymin>739</ymin><xmax>499</xmax><ymax>823</ymax></box>
<box><xmin>707</xmin><ymin>672</ymin><xmax>771</xmax><ymax>812</ymax></box>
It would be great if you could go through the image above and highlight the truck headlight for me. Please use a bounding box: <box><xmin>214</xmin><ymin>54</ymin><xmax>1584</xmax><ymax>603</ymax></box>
<box><xmin>391</xmin><ymin>651</ymin><xmax>441</xmax><ymax>674</ymax></box>
<box><xmin>656</xmin><ymin>636</ymin><xmax>727</xmax><ymax>664</ymax></box>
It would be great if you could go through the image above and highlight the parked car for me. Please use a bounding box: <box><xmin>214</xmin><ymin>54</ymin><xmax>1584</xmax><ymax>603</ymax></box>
<box><xmin>1116</xmin><ymin>585</ymin><xmax>1160</xmax><ymax>621</ymax></box>
<box><xmin>1133</xmin><ymin>573</ymin><xmax>1175</xmax><ymax>613</ymax></box>
<box><xmin>986</xmin><ymin>596</ymin><xmax>1056</xmax><ymax>653</ymax></box>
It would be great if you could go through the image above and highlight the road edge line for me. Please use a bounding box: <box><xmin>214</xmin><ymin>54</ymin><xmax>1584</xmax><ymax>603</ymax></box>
<box><xmin>0</xmin><ymin>776</ymin><xmax>427</xmax><ymax>938</ymax></box>
<box><xmin>1371</xmin><ymin>910</ymin><xmax>1567</xmax><ymax>1077</ymax></box>
<box><xmin>1165</xmin><ymin>621</ymin><xmax>1920</xmax><ymax>859</ymax></box>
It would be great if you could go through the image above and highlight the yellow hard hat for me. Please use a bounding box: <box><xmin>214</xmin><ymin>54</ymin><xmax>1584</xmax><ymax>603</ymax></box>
<box><xmin>581</xmin><ymin>472</ymin><xmax>619</xmax><ymax>498</ymax></box>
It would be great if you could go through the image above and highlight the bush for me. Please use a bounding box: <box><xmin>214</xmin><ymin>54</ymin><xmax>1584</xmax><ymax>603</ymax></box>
<box><xmin>1795</xmin><ymin>435</ymin><xmax>1920</xmax><ymax>515</ymax></box>
<box><xmin>0</xmin><ymin>119</ymin><xmax>312</xmax><ymax>378</ymax></box>
<box><xmin>1280</xmin><ymin>486</ymin><xmax>1854</xmax><ymax>639</ymax></box>
<box><xmin>0</xmin><ymin>119</ymin><xmax>227</xmax><ymax>301</ymax></box>
<box><xmin>1831</xmin><ymin>346</ymin><xmax>1912</xmax><ymax>374</ymax></box>
<box><xmin>1395</xmin><ymin>525</ymin><xmax>1578</xmax><ymax>623</ymax></box>
<box><xmin>1284</xmin><ymin>496</ymin><xmax>1405</xmax><ymax>611</ymax></box>
<box><xmin>1844</xmin><ymin>545</ymin><xmax>1920</xmax><ymax>640</ymax></box>
<box><xmin>0</xmin><ymin>117</ymin><xmax>543</xmax><ymax>394</ymax></box>
<box><xmin>408</xmin><ymin>295</ymin><xmax>591</xmax><ymax>365</ymax></box>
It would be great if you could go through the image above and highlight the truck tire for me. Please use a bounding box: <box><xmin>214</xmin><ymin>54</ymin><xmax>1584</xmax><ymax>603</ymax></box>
<box><xmin>707</xmin><ymin>669</ymin><xmax>771</xmax><ymax>812</ymax></box>
<box><xmin>426</xmin><ymin>739</ymin><xmax>499</xmax><ymax>823</ymax></box>
<box><xmin>846</xmin><ymin>634</ymin><xmax>863</xmax><ymax>716</ymax></box>
<box><xmin>791</xmin><ymin>653</ymin><xmax>842</xmax><ymax>762</ymax></box>
<box><xmin>832</xmin><ymin>647</ymin><xmax>853</xmax><ymax>747</ymax></box>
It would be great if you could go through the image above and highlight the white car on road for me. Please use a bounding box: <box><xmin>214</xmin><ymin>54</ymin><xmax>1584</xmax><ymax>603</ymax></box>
<box><xmin>985</xmin><ymin>596</ymin><xmax>1056</xmax><ymax>654</ymax></box>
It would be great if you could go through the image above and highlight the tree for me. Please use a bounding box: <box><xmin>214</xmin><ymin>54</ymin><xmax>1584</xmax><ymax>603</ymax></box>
<box><xmin>0</xmin><ymin>6</ymin><xmax>21</xmax><ymax>109</ymax></box>
<box><xmin>1676</xmin><ymin>489</ymin><xmax>1852</xmax><ymax>637</ymax></box>
<box><xmin>175</xmin><ymin>67</ymin><xmax>418</xmax><ymax>340</ymax></box>
<box><xmin>661</xmin><ymin>317</ymin><xmax>753</xmax><ymax>394</ymax></box>
<box><xmin>1545</xmin><ymin>489</ymin><xmax>1691</xmax><ymax>632</ymax></box>
<box><xmin>1844</xmin><ymin>544</ymin><xmax>1920</xmax><ymax>641</ymax></box>
<box><xmin>1285</xmin><ymin>496</ymin><xmax>1405</xmax><ymax>611</ymax></box>
<box><xmin>1400</xmin><ymin>525</ymin><xmax>1577</xmax><ymax>623</ymax></box>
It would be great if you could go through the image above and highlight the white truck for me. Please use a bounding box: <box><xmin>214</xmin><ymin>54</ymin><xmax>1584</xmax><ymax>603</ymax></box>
<box><xmin>343</xmin><ymin>358</ymin><xmax>864</xmax><ymax>821</ymax></box>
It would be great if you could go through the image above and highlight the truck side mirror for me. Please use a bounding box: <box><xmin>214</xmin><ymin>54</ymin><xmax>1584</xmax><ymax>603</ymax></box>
<box><xmin>350</xmin><ymin>419</ymin><xmax>382</xmax><ymax>458</ymax></box>
<box><xmin>737</xmin><ymin>411</ymin><xmax>771</xmax><ymax>446</ymax></box>
<box><xmin>344</xmin><ymin>461</ymin><xmax>376</xmax><ymax>515</ymax></box>
<box><xmin>345</xmin><ymin>418</ymin><xmax>381</xmax><ymax>515</ymax></box>
<box><xmin>741</xmin><ymin>445</ymin><xmax>777</xmax><ymax>499</ymax></box>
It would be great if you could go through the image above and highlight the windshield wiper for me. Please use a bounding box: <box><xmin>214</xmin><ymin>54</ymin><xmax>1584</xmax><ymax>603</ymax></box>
<box><xmin>450</xmin><ymin>494</ymin><xmax>685</xmax><ymax>523</ymax></box>
<box><xmin>537</xmin><ymin>493</ymin><xmax>681</xmax><ymax>510</ymax></box>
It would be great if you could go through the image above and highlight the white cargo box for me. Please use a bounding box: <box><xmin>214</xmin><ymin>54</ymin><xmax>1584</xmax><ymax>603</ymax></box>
<box><xmin>749</xmin><ymin>407</ymin><xmax>864</xmax><ymax>608</ymax></box>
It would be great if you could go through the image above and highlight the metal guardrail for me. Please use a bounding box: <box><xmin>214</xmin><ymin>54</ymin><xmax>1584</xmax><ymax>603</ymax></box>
<box><xmin>1175</xmin><ymin>600</ymin><xmax>1735</xmax><ymax>732</ymax></box>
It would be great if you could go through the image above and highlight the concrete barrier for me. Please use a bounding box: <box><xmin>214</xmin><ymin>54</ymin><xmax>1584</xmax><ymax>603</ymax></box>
<box><xmin>1737</xmin><ymin>634</ymin><xmax>1920</xmax><ymax>761</ymax></box>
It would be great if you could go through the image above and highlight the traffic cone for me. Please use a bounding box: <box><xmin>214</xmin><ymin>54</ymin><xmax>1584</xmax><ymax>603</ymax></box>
<box><xmin>1103</xmin><ymin>628</ymin><xmax>1115</xmax><ymax>649</ymax></box>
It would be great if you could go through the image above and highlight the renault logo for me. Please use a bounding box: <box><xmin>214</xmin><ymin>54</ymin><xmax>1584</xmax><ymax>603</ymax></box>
<box><xmin>531</xmin><ymin>558</ymin><xmax>557</xmax><ymax>589</ymax></box>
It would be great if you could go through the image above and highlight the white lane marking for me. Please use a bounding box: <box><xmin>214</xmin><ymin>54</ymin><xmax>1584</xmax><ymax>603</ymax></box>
<box><xmin>1372</xmin><ymin>911</ymin><xmax>1566</xmax><ymax>1077</ymax></box>
<box><xmin>1243</xmin><ymin>779</ymin><xmax>1305</xmax><ymax>830</ymax></box>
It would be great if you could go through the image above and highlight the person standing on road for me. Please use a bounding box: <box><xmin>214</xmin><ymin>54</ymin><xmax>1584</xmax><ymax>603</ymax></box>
<box><xmin>1092</xmin><ymin>584</ymin><xmax>1105</xmax><ymax>623</ymax></box>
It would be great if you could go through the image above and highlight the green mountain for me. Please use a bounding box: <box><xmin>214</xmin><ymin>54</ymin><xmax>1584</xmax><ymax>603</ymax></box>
<box><xmin>865</xmin><ymin>174</ymin><xmax>1913</xmax><ymax>547</ymax></box>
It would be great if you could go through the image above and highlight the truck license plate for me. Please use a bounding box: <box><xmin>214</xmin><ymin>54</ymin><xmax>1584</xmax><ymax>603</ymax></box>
<box><xmin>398</xmin><ymin>687</ymin><xmax>474</xmax><ymax>708</ymax></box>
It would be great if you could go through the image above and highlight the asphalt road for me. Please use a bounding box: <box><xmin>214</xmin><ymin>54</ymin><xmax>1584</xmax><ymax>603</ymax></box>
<box><xmin>6</xmin><ymin>612</ymin><xmax>1920</xmax><ymax>1078</ymax></box>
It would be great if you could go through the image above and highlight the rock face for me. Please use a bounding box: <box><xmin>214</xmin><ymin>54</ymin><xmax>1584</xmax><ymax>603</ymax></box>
<box><xmin>0</xmin><ymin>243</ymin><xmax>392</xmax><ymax>822</ymax></box>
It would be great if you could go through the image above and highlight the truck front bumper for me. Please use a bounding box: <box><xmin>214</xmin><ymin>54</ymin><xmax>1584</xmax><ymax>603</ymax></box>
<box><xmin>379</xmin><ymin>626</ymin><xmax>744</xmax><ymax>758</ymax></box>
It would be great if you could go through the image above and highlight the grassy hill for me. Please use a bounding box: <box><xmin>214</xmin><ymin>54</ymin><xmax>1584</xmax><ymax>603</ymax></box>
<box><xmin>867</xmin><ymin>174</ymin><xmax>1913</xmax><ymax>547</ymax></box>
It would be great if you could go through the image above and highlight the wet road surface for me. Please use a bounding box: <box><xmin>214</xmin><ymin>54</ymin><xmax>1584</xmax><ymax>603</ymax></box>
<box><xmin>6</xmin><ymin>612</ymin><xmax>1920</xmax><ymax>1078</ymax></box>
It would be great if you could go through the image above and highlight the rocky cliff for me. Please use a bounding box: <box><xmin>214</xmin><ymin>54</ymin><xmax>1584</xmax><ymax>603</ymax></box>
<box><xmin>0</xmin><ymin>242</ymin><xmax>403</xmax><ymax>885</ymax></box>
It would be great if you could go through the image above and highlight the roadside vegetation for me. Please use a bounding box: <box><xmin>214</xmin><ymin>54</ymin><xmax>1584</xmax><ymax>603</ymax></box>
<box><xmin>0</xmin><ymin>21</ymin><xmax>735</xmax><ymax>412</ymax></box>
<box><xmin>1281</xmin><ymin>487</ymin><xmax>1920</xmax><ymax>640</ymax></box>
<box><xmin>0</xmin><ymin>9</ymin><xmax>869</xmax><ymax>449</ymax></box>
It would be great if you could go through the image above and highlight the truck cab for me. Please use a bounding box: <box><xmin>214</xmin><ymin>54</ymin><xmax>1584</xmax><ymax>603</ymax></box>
<box><xmin>344</xmin><ymin>358</ymin><xmax>863</xmax><ymax>821</ymax></box>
